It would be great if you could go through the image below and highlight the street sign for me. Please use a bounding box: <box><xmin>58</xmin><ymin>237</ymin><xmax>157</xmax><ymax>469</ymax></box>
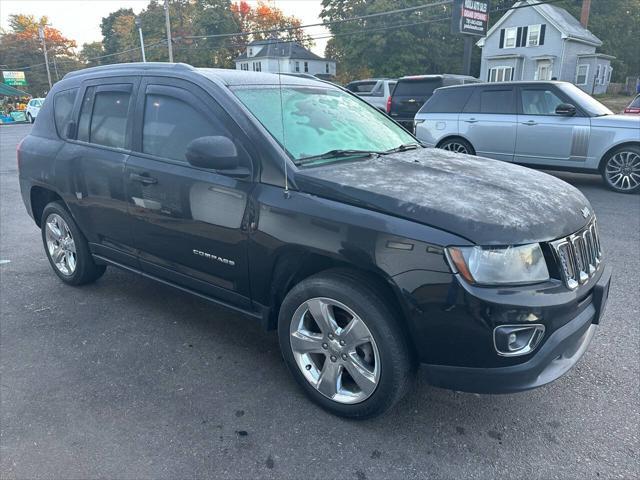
<box><xmin>2</xmin><ymin>71</ymin><xmax>28</xmax><ymax>86</ymax></box>
<box><xmin>451</xmin><ymin>0</ymin><xmax>490</xmax><ymax>36</ymax></box>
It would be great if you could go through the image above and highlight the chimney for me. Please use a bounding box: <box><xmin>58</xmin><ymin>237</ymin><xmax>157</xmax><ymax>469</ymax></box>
<box><xmin>580</xmin><ymin>0</ymin><xmax>591</xmax><ymax>28</ymax></box>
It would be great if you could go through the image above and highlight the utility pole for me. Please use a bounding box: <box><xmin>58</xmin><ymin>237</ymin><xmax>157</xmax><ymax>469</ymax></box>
<box><xmin>164</xmin><ymin>0</ymin><xmax>174</xmax><ymax>63</ymax></box>
<box><xmin>38</xmin><ymin>26</ymin><xmax>53</xmax><ymax>90</ymax></box>
<box><xmin>135</xmin><ymin>16</ymin><xmax>147</xmax><ymax>62</ymax></box>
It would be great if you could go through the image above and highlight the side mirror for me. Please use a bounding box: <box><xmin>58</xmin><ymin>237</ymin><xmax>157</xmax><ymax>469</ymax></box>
<box><xmin>555</xmin><ymin>103</ymin><xmax>576</xmax><ymax>116</ymax></box>
<box><xmin>186</xmin><ymin>136</ymin><xmax>240</xmax><ymax>171</ymax></box>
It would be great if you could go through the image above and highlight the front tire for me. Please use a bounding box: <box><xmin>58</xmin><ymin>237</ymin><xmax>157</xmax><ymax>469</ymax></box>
<box><xmin>278</xmin><ymin>270</ymin><xmax>414</xmax><ymax>419</ymax></box>
<box><xmin>600</xmin><ymin>145</ymin><xmax>640</xmax><ymax>194</ymax></box>
<box><xmin>41</xmin><ymin>202</ymin><xmax>106</xmax><ymax>285</ymax></box>
<box><xmin>437</xmin><ymin>137</ymin><xmax>475</xmax><ymax>155</ymax></box>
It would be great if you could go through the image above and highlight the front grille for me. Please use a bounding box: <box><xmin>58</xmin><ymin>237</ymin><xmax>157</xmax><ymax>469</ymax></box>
<box><xmin>550</xmin><ymin>218</ymin><xmax>602</xmax><ymax>290</ymax></box>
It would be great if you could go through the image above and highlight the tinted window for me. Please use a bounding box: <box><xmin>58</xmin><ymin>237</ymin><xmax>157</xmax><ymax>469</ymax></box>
<box><xmin>631</xmin><ymin>95</ymin><xmax>640</xmax><ymax>108</ymax></box>
<box><xmin>521</xmin><ymin>88</ymin><xmax>564</xmax><ymax>115</ymax></box>
<box><xmin>422</xmin><ymin>88</ymin><xmax>473</xmax><ymax>113</ymax></box>
<box><xmin>394</xmin><ymin>79</ymin><xmax>442</xmax><ymax>97</ymax></box>
<box><xmin>78</xmin><ymin>86</ymin><xmax>132</xmax><ymax>148</ymax></box>
<box><xmin>464</xmin><ymin>88</ymin><xmax>515</xmax><ymax>114</ymax></box>
<box><xmin>53</xmin><ymin>88</ymin><xmax>78</xmax><ymax>139</ymax></box>
<box><xmin>142</xmin><ymin>93</ymin><xmax>228</xmax><ymax>162</ymax></box>
<box><xmin>346</xmin><ymin>81</ymin><xmax>377</xmax><ymax>93</ymax></box>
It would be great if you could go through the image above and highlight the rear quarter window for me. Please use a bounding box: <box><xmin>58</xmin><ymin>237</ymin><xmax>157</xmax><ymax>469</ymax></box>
<box><xmin>53</xmin><ymin>88</ymin><xmax>78</xmax><ymax>139</ymax></box>
<box><xmin>421</xmin><ymin>88</ymin><xmax>473</xmax><ymax>113</ymax></box>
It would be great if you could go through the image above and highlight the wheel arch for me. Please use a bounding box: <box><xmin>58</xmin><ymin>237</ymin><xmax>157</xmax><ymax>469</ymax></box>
<box><xmin>30</xmin><ymin>186</ymin><xmax>64</xmax><ymax>227</ymax></box>
<box><xmin>597</xmin><ymin>141</ymin><xmax>640</xmax><ymax>171</ymax></box>
<box><xmin>435</xmin><ymin>135</ymin><xmax>476</xmax><ymax>154</ymax></box>
<box><xmin>267</xmin><ymin>250</ymin><xmax>414</xmax><ymax>348</ymax></box>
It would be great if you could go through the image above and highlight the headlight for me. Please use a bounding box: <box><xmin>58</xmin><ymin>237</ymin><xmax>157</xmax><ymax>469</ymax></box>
<box><xmin>446</xmin><ymin>244</ymin><xmax>549</xmax><ymax>286</ymax></box>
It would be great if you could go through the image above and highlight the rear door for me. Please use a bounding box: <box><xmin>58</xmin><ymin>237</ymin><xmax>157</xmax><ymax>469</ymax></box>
<box><xmin>414</xmin><ymin>87</ymin><xmax>474</xmax><ymax>145</ymax></box>
<box><xmin>124</xmin><ymin>76</ymin><xmax>255</xmax><ymax>308</ymax></box>
<box><xmin>514</xmin><ymin>85</ymin><xmax>591</xmax><ymax>166</ymax></box>
<box><xmin>60</xmin><ymin>76</ymin><xmax>140</xmax><ymax>267</ymax></box>
<box><xmin>390</xmin><ymin>77</ymin><xmax>442</xmax><ymax>127</ymax></box>
<box><xmin>459</xmin><ymin>86</ymin><xmax>517</xmax><ymax>162</ymax></box>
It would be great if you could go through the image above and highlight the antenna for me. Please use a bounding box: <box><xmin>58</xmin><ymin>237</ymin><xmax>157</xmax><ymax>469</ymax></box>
<box><xmin>276</xmin><ymin>37</ymin><xmax>289</xmax><ymax>197</ymax></box>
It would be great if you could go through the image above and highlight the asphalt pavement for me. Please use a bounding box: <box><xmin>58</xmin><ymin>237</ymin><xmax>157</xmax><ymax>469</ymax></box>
<box><xmin>1</xmin><ymin>124</ymin><xmax>638</xmax><ymax>479</ymax></box>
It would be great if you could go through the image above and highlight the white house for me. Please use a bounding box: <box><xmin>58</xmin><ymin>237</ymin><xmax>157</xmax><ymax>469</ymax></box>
<box><xmin>234</xmin><ymin>38</ymin><xmax>336</xmax><ymax>78</ymax></box>
<box><xmin>477</xmin><ymin>0</ymin><xmax>615</xmax><ymax>94</ymax></box>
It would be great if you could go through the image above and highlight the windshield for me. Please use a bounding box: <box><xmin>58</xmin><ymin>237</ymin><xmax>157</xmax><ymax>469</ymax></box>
<box><xmin>558</xmin><ymin>83</ymin><xmax>613</xmax><ymax>116</ymax></box>
<box><xmin>231</xmin><ymin>85</ymin><xmax>416</xmax><ymax>163</ymax></box>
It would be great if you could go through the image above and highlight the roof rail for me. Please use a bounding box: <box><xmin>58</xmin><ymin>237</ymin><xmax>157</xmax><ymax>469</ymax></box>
<box><xmin>63</xmin><ymin>62</ymin><xmax>195</xmax><ymax>79</ymax></box>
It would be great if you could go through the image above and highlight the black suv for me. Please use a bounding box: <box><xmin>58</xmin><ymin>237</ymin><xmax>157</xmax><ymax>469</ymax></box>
<box><xmin>18</xmin><ymin>63</ymin><xmax>611</xmax><ymax>419</ymax></box>
<box><xmin>388</xmin><ymin>74</ymin><xmax>480</xmax><ymax>131</ymax></box>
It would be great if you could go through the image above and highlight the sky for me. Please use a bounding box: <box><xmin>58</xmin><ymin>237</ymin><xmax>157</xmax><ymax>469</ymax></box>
<box><xmin>0</xmin><ymin>0</ymin><xmax>329</xmax><ymax>55</ymax></box>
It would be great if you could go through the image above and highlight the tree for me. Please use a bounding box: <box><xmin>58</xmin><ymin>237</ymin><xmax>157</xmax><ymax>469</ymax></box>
<box><xmin>79</xmin><ymin>41</ymin><xmax>105</xmax><ymax>67</ymax></box>
<box><xmin>0</xmin><ymin>15</ymin><xmax>79</xmax><ymax>96</ymax></box>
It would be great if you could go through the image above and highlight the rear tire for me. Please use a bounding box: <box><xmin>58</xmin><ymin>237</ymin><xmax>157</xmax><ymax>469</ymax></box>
<box><xmin>278</xmin><ymin>269</ymin><xmax>415</xmax><ymax>419</ymax></box>
<box><xmin>41</xmin><ymin>202</ymin><xmax>106</xmax><ymax>285</ymax></box>
<box><xmin>27</xmin><ymin>113</ymin><xmax>34</xmax><ymax>123</ymax></box>
<box><xmin>437</xmin><ymin>137</ymin><xmax>475</xmax><ymax>155</ymax></box>
<box><xmin>600</xmin><ymin>145</ymin><xmax>640</xmax><ymax>194</ymax></box>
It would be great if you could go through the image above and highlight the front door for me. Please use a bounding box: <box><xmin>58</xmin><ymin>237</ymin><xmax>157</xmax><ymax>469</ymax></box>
<box><xmin>514</xmin><ymin>86</ymin><xmax>591</xmax><ymax>166</ymax></box>
<box><xmin>459</xmin><ymin>86</ymin><xmax>517</xmax><ymax>162</ymax></box>
<box><xmin>124</xmin><ymin>77</ymin><xmax>255</xmax><ymax>308</ymax></box>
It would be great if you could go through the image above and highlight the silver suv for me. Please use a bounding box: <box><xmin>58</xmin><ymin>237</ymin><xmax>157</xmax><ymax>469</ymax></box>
<box><xmin>414</xmin><ymin>81</ymin><xmax>640</xmax><ymax>193</ymax></box>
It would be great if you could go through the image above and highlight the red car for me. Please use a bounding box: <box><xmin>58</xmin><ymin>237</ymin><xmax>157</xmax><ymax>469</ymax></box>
<box><xmin>623</xmin><ymin>94</ymin><xmax>640</xmax><ymax>114</ymax></box>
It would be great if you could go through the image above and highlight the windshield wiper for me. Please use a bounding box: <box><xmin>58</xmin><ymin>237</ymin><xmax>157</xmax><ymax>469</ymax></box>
<box><xmin>382</xmin><ymin>143</ymin><xmax>423</xmax><ymax>154</ymax></box>
<box><xmin>295</xmin><ymin>149</ymin><xmax>380</xmax><ymax>166</ymax></box>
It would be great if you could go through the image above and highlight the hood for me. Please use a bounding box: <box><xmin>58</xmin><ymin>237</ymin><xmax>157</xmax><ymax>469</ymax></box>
<box><xmin>591</xmin><ymin>114</ymin><xmax>640</xmax><ymax>129</ymax></box>
<box><xmin>294</xmin><ymin>149</ymin><xmax>592</xmax><ymax>245</ymax></box>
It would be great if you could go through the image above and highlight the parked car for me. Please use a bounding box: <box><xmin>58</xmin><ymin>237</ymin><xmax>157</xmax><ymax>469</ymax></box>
<box><xmin>388</xmin><ymin>74</ymin><xmax>479</xmax><ymax>131</ymax></box>
<box><xmin>345</xmin><ymin>78</ymin><xmax>397</xmax><ymax>111</ymax></box>
<box><xmin>18</xmin><ymin>64</ymin><xmax>611</xmax><ymax>419</ymax></box>
<box><xmin>414</xmin><ymin>81</ymin><xmax>640</xmax><ymax>194</ymax></box>
<box><xmin>623</xmin><ymin>94</ymin><xmax>640</xmax><ymax>114</ymax></box>
<box><xmin>25</xmin><ymin>97</ymin><xmax>44</xmax><ymax>123</ymax></box>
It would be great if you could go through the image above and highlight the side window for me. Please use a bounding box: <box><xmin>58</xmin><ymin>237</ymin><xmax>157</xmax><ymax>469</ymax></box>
<box><xmin>53</xmin><ymin>88</ymin><xmax>79</xmax><ymax>139</ymax></box>
<box><xmin>423</xmin><ymin>88</ymin><xmax>473</xmax><ymax>113</ymax></box>
<box><xmin>479</xmin><ymin>89</ymin><xmax>515</xmax><ymax>114</ymax></box>
<box><xmin>370</xmin><ymin>82</ymin><xmax>384</xmax><ymax>97</ymax></box>
<box><xmin>521</xmin><ymin>89</ymin><xmax>565</xmax><ymax>115</ymax></box>
<box><xmin>77</xmin><ymin>85</ymin><xmax>132</xmax><ymax>149</ymax></box>
<box><xmin>142</xmin><ymin>91</ymin><xmax>230</xmax><ymax>163</ymax></box>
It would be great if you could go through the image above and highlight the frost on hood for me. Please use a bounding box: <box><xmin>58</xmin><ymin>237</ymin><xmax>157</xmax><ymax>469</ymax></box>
<box><xmin>296</xmin><ymin>149</ymin><xmax>592</xmax><ymax>245</ymax></box>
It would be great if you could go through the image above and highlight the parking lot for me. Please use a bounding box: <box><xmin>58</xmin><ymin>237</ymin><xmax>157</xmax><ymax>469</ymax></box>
<box><xmin>1</xmin><ymin>123</ymin><xmax>638</xmax><ymax>479</ymax></box>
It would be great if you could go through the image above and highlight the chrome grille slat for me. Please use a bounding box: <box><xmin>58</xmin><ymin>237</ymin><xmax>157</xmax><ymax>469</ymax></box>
<box><xmin>550</xmin><ymin>217</ymin><xmax>602</xmax><ymax>290</ymax></box>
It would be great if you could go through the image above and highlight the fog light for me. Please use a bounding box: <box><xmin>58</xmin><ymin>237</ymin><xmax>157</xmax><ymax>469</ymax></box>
<box><xmin>494</xmin><ymin>324</ymin><xmax>545</xmax><ymax>357</ymax></box>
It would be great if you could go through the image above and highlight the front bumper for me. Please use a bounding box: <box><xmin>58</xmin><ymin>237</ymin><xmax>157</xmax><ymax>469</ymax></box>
<box><xmin>420</xmin><ymin>265</ymin><xmax>611</xmax><ymax>394</ymax></box>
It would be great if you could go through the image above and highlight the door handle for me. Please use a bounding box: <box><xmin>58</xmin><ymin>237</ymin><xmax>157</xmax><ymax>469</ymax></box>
<box><xmin>129</xmin><ymin>173</ymin><xmax>157</xmax><ymax>185</ymax></box>
<box><xmin>464</xmin><ymin>118</ymin><xmax>478</xmax><ymax>123</ymax></box>
<box><xmin>521</xmin><ymin>120</ymin><xmax>538</xmax><ymax>126</ymax></box>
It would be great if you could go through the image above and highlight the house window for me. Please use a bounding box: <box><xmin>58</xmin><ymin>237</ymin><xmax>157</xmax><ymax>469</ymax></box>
<box><xmin>527</xmin><ymin>24</ymin><xmax>541</xmax><ymax>46</ymax></box>
<box><xmin>489</xmin><ymin>66</ymin><xmax>514</xmax><ymax>83</ymax></box>
<box><xmin>605</xmin><ymin>66</ymin><xmax>613</xmax><ymax>84</ymax></box>
<box><xmin>249</xmin><ymin>48</ymin><xmax>253</xmax><ymax>56</ymax></box>
<box><xmin>504</xmin><ymin>27</ymin><xmax>517</xmax><ymax>48</ymax></box>
<box><xmin>594</xmin><ymin>64</ymin><xmax>601</xmax><ymax>85</ymax></box>
<box><xmin>576</xmin><ymin>64</ymin><xmax>589</xmax><ymax>85</ymax></box>
<box><xmin>535</xmin><ymin>62</ymin><xmax>552</xmax><ymax>81</ymax></box>
<box><xmin>304</xmin><ymin>61</ymin><xmax>309</xmax><ymax>73</ymax></box>
<box><xmin>326</xmin><ymin>63</ymin><xmax>329</xmax><ymax>74</ymax></box>
<box><xmin>295</xmin><ymin>61</ymin><xmax>300</xmax><ymax>72</ymax></box>
<box><xmin>252</xmin><ymin>61</ymin><xmax>261</xmax><ymax>72</ymax></box>
<box><xmin>240</xmin><ymin>63</ymin><xmax>249</xmax><ymax>71</ymax></box>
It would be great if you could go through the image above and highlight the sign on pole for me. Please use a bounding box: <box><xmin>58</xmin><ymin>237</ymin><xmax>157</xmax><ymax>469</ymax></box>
<box><xmin>451</xmin><ymin>0</ymin><xmax>490</xmax><ymax>36</ymax></box>
<box><xmin>2</xmin><ymin>71</ymin><xmax>28</xmax><ymax>86</ymax></box>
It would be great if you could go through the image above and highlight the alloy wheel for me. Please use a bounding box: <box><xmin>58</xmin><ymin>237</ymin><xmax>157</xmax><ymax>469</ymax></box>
<box><xmin>289</xmin><ymin>297</ymin><xmax>380</xmax><ymax>404</ymax></box>
<box><xmin>442</xmin><ymin>142</ymin><xmax>469</xmax><ymax>154</ymax></box>
<box><xmin>45</xmin><ymin>213</ymin><xmax>77</xmax><ymax>276</ymax></box>
<box><xmin>605</xmin><ymin>151</ymin><xmax>640</xmax><ymax>192</ymax></box>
